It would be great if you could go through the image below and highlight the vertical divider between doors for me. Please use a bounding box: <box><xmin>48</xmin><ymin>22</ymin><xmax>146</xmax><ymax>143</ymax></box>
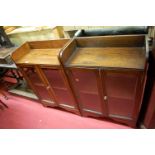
<box><xmin>99</xmin><ymin>69</ymin><xmax>109</xmax><ymax>117</ymax></box>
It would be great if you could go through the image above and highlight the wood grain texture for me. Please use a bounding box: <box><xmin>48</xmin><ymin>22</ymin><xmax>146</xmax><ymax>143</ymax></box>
<box><xmin>61</xmin><ymin>35</ymin><xmax>147</xmax><ymax>127</ymax></box>
<box><xmin>66</xmin><ymin>47</ymin><xmax>146</xmax><ymax>69</ymax></box>
<box><xmin>12</xmin><ymin>39</ymin><xmax>69</xmax><ymax>66</ymax></box>
<box><xmin>16</xmin><ymin>48</ymin><xmax>61</xmax><ymax>65</ymax></box>
<box><xmin>11</xmin><ymin>43</ymin><xmax>30</xmax><ymax>62</ymax></box>
<box><xmin>28</xmin><ymin>39</ymin><xmax>69</xmax><ymax>49</ymax></box>
<box><xmin>76</xmin><ymin>35</ymin><xmax>145</xmax><ymax>47</ymax></box>
<box><xmin>59</xmin><ymin>39</ymin><xmax>76</xmax><ymax>64</ymax></box>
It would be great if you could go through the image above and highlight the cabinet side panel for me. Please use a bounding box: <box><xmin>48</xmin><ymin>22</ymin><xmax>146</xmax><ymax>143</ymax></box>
<box><xmin>144</xmin><ymin>83</ymin><xmax>155</xmax><ymax>128</ymax></box>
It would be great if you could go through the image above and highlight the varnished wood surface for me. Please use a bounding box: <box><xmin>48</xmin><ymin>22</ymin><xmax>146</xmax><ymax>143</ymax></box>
<box><xmin>28</xmin><ymin>39</ymin><xmax>69</xmax><ymax>49</ymax></box>
<box><xmin>12</xmin><ymin>43</ymin><xmax>30</xmax><ymax>62</ymax></box>
<box><xmin>12</xmin><ymin>39</ymin><xmax>69</xmax><ymax>66</ymax></box>
<box><xmin>59</xmin><ymin>39</ymin><xmax>75</xmax><ymax>64</ymax></box>
<box><xmin>76</xmin><ymin>35</ymin><xmax>145</xmax><ymax>47</ymax></box>
<box><xmin>16</xmin><ymin>48</ymin><xmax>61</xmax><ymax>65</ymax></box>
<box><xmin>66</xmin><ymin>47</ymin><xmax>146</xmax><ymax>69</ymax></box>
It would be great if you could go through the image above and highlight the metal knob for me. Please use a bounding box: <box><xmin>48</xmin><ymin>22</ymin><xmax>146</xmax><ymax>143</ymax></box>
<box><xmin>75</xmin><ymin>78</ymin><xmax>79</xmax><ymax>82</ymax></box>
<box><xmin>104</xmin><ymin>96</ymin><xmax>108</xmax><ymax>100</ymax></box>
<box><xmin>46</xmin><ymin>86</ymin><xmax>50</xmax><ymax>90</ymax></box>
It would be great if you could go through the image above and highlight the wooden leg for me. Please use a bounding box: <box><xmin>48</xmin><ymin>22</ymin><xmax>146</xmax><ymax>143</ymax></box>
<box><xmin>0</xmin><ymin>91</ymin><xmax>9</xmax><ymax>100</ymax></box>
<box><xmin>0</xmin><ymin>100</ymin><xmax>5</xmax><ymax>110</ymax></box>
<box><xmin>0</xmin><ymin>100</ymin><xmax>8</xmax><ymax>108</ymax></box>
<box><xmin>0</xmin><ymin>104</ymin><xmax>4</xmax><ymax>110</ymax></box>
<box><xmin>0</xmin><ymin>87</ymin><xmax>9</xmax><ymax>109</ymax></box>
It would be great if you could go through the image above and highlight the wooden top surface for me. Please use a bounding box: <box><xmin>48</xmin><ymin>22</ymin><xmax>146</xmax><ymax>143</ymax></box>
<box><xmin>16</xmin><ymin>48</ymin><xmax>61</xmax><ymax>65</ymax></box>
<box><xmin>66</xmin><ymin>47</ymin><xmax>146</xmax><ymax>69</ymax></box>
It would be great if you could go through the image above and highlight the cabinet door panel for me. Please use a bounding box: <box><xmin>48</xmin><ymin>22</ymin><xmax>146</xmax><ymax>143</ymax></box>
<box><xmin>42</xmin><ymin>68</ymin><xmax>77</xmax><ymax>108</ymax></box>
<box><xmin>43</xmin><ymin>69</ymin><xmax>65</xmax><ymax>88</ymax></box>
<box><xmin>69</xmin><ymin>69</ymin><xmax>104</xmax><ymax>115</ymax></box>
<box><xmin>104</xmin><ymin>71</ymin><xmax>140</xmax><ymax>119</ymax></box>
<box><xmin>23</xmin><ymin>67</ymin><xmax>43</xmax><ymax>85</ymax></box>
<box><xmin>80</xmin><ymin>93</ymin><xmax>103</xmax><ymax>113</ymax></box>
<box><xmin>71</xmin><ymin>70</ymin><xmax>99</xmax><ymax>93</ymax></box>
<box><xmin>35</xmin><ymin>85</ymin><xmax>54</xmax><ymax>103</ymax></box>
<box><xmin>108</xmin><ymin>97</ymin><xmax>134</xmax><ymax>118</ymax></box>
<box><xmin>105</xmin><ymin>73</ymin><xmax>137</xmax><ymax>99</ymax></box>
<box><xmin>53</xmin><ymin>89</ymin><xmax>75</xmax><ymax>107</ymax></box>
<box><xmin>22</xmin><ymin>67</ymin><xmax>55</xmax><ymax>105</ymax></box>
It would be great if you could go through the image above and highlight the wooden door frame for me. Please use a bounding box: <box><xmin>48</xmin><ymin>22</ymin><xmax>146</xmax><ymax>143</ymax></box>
<box><xmin>101</xmin><ymin>69</ymin><xmax>144</xmax><ymax>122</ymax></box>
<box><xmin>66</xmin><ymin>67</ymin><xmax>106</xmax><ymax>116</ymax></box>
<box><xmin>35</xmin><ymin>65</ymin><xmax>59</xmax><ymax>106</ymax></box>
<box><xmin>39</xmin><ymin>66</ymin><xmax>81</xmax><ymax>113</ymax></box>
<box><xmin>18</xmin><ymin>65</ymin><xmax>59</xmax><ymax>106</ymax></box>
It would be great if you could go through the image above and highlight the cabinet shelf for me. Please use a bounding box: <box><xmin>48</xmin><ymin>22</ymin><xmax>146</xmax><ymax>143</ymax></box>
<box><xmin>79</xmin><ymin>90</ymin><xmax>98</xmax><ymax>95</ymax></box>
<box><xmin>53</xmin><ymin>86</ymin><xmax>67</xmax><ymax>91</ymax></box>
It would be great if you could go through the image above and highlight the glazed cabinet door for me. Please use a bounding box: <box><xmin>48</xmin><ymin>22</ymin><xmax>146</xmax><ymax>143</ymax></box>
<box><xmin>20</xmin><ymin>66</ymin><xmax>57</xmax><ymax>106</ymax></box>
<box><xmin>102</xmin><ymin>70</ymin><xmax>143</xmax><ymax>122</ymax></box>
<box><xmin>41</xmin><ymin>68</ymin><xmax>79</xmax><ymax>113</ymax></box>
<box><xmin>67</xmin><ymin>68</ymin><xmax>105</xmax><ymax>117</ymax></box>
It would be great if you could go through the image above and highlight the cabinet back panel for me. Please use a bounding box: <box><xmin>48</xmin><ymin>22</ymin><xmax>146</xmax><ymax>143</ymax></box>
<box><xmin>28</xmin><ymin>39</ymin><xmax>69</xmax><ymax>49</ymax></box>
<box><xmin>76</xmin><ymin>35</ymin><xmax>145</xmax><ymax>47</ymax></box>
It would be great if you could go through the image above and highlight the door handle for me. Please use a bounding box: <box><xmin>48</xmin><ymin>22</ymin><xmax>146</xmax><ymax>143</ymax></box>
<box><xmin>104</xmin><ymin>96</ymin><xmax>108</xmax><ymax>100</ymax></box>
<box><xmin>46</xmin><ymin>86</ymin><xmax>51</xmax><ymax>90</ymax></box>
<box><xmin>75</xmin><ymin>78</ymin><xmax>79</xmax><ymax>82</ymax></box>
